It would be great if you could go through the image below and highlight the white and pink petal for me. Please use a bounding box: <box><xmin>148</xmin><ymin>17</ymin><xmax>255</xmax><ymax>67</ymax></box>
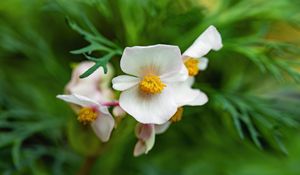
<box><xmin>120</xmin><ymin>44</ymin><xmax>183</xmax><ymax>77</ymax></box>
<box><xmin>134</xmin><ymin>124</ymin><xmax>155</xmax><ymax>156</ymax></box>
<box><xmin>91</xmin><ymin>112</ymin><xmax>115</xmax><ymax>142</ymax></box>
<box><xmin>171</xmin><ymin>83</ymin><xmax>208</xmax><ymax>107</ymax></box>
<box><xmin>112</xmin><ymin>75</ymin><xmax>140</xmax><ymax>91</ymax></box>
<box><xmin>183</xmin><ymin>25</ymin><xmax>222</xmax><ymax>58</ymax></box>
<box><xmin>119</xmin><ymin>86</ymin><xmax>178</xmax><ymax>124</ymax></box>
<box><xmin>155</xmin><ymin>122</ymin><xmax>171</xmax><ymax>134</ymax></box>
<box><xmin>160</xmin><ymin>65</ymin><xmax>189</xmax><ymax>83</ymax></box>
<box><xmin>56</xmin><ymin>94</ymin><xmax>98</xmax><ymax>107</ymax></box>
<box><xmin>198</xmin><ymin>57</ymin><xmax>209</xmax><ymax>71</ymax></box>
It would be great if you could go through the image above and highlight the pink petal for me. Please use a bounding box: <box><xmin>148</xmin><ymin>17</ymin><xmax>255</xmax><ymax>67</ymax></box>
<box><xmin>135</xmin><ymin>123</ymin><xmax>155</xmax><ymax>140</ymax></box>
<box><xmin>133</xmin><ymin>140</ymin><xmax>147</xmax><ymax>157</ymax></box>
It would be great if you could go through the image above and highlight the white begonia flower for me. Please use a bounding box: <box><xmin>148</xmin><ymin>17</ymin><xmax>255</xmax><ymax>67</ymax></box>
<box><xmin>132</xmin><ymin>26</ymin><xmax>222</xmax><ymax>156</ymax></box>
<box><xmin>57</xmin><ymin>94</ymin><xmax>115</xmax><ymax>142</ymax></box>
<box><xmin>112</xmin><ymin>44</ymin><xmax>189</xmax><ymax>125</ymax></box>
<box><xmin>133</xmin><ymin>122</ymin><xmax>171</xmax><ymax>157</ymax></box>
<box><xmin>65</xmin><ymin>61</ymin><xmax>125</xmax><ymax>117</ymax></box>
<box><xmin>172</xmin><ymin>25</ymin><xmax>223</xmax><ymax>107</ymax></box>
<box><xmin>65</xmin><ymin>61</ymin><xmax>114</xmax><ymax>103</ymax></box>
<box><xmin>183</xmin><ymin>25</ymin><xmax>222</xmax><ymax>76</ymax></box>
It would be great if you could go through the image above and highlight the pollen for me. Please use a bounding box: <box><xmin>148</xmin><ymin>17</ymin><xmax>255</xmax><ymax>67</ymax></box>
<box><xmin>77</xmin><ymin>107</ymin><xmax>98</xmax><ymax>124</ymax></box>
<box><xmin>139</xmin><ymin>74</ymin><xmax>166</xmax><ymax>94</ymax></box>
<box><xmin>184</xmin><ymin>57</ymin><xmax>199</xmax><ymax>76</ymax></box>
<box><xmin>170</xmin><ymin>107</ymin><xmax>183</xmax><ymax>122</ymax></box>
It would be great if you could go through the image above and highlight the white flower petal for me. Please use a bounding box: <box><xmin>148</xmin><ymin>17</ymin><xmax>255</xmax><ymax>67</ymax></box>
<box><xmin>66</xmin><ymin>61</ymin><xmax>106</xmax><ymax>91</ymax></box>
<box><xmin>183</xmin><ymin>25</ymin><xmax>222</xmax><ymax>58</ymax></box>
<box><xmin>198</xmin><ymin>57</ymin><xmax>209</xmax><ymax>70</ymax></box>
<box><xmin>119</xmin><ymin>86</ymin><xmax>177</xmax><ymax>124</ymax></box>
<box><xmin>144</xmin><ymin>127</ymin><xmax>155</xmax><ymax>154</ymax></box>
<box><xmin>160</xmin><ymin>65</ymin><xmax>188</xmax><ymax>83</ymax></box>
<box><xmin>133</xmin><ymin>124</ymin><xmax>156</xmax><ymax>156</ymax></box>
<box><xmin>67</xmin><ymin>85</ymin><xmax>107</xmax><ymax>103</ymax></box>
<box><xmin>65</xmin><ymin>61</ymin><xmax>115</xmax><ymax>103</ymax></box>
<box><xmin>98</xmin><ymin>105</ymin><xmax>111</xmax><ymax>115</ymax></box>
<box><xmin>120</xmin><ymin>44</ymin><xmax>183</xmax><ymax>77</ymax></box>
<box><xmin>91</xmin><ymin>112</ymin><xmax>115</xmax><ymax>142</ymax></box>
<box><xmin>135</xmin><ymin>123</ymin><xmax>154</xmax><ymax>140</ymax></box>
<box><xmin>186</xmin><ymin>77</ymin><xmax>195</xmax><ymax>86</ymax></box>
<box><xmin>171</xmin><ymin>82</ymin><xmax>208</xmax><ymax>107</ymax></box>
<box><xmin>136</xmin><ymin>124</ymin><xmax>156</xmax><ymax>153</ymax></box>
<box><xmin>133</xmin><ymin>140</ymin><xmax>146</xmax><ymax>157</ymax></box>
<box><xmin>155</xmin><ymin>122</ymin><xmax>171</xmax><ymax>134</ymax></box>
<box><xmin>56</xmin><ymin>94</ymin><xmax>98</xmax><ymax>107</ymax></box>
<box><xmin>188</xmin><ymin>90</ymin><xmax>208</xmax><ymax>106</ymax></box>
<box><xmin>99</xmin><ymin>63</ymin><xmax>115</xmax><ymax>89</ymax></box>
<box><xmin>112</xmin><ymin>75</ymin><xmax>140</xmax><ymax>91</ymax></box>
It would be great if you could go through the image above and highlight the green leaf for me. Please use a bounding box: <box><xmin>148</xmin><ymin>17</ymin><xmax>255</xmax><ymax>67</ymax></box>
<box><xmin>273</xmin><ymin>130</ymin><xmax>288</xmax><ymax>155</ymax></box>
<box><xmin>12</xmin><ymin>139</ymin><xmax>22</xmax><ymax>169</ymax></box>
<box><xmin>79</xmin><ymin>52</ymin><xmax>116</xmax><ymax>78</ymax></box>
<box><xmin>66</xmin><ymin>17</ymin><xmax>118</xmax><ymax>49</ymax></box>
<box><xmin>70</xmin><ymin>43</ymin><xmax>111</xmax><ymax>55</ymax></box>
<box><xmin>241</xmin><ymin>114</ymin><xmax>262</xmax><ymax>149</ymax></box>
<box><xmin>66</xmin><ymin>17</ymin><xmax>122</xmax><ymax>78</ymax></box>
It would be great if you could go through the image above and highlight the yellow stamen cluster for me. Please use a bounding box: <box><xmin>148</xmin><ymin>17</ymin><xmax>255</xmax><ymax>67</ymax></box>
<box><xmin>77</xmin><ymin>107</ymin><xmax>98</xmax><ymax>124</ymax></box>
<box><xmin>139</xmin><ymin>74</ymin><xmax>166</xmax><ymax>94</ymax></box>
<box><xmin>170</xmin><ymin>107</ymin><xmax>184</xmax><ymax>122</ymax></box>
<box><xmin>184</xmin><ymin>57</ymin><xmax>199</xmax><ymax>76</ymax></box>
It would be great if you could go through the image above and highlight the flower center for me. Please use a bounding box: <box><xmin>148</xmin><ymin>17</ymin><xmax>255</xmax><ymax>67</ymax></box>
<box><xmin>184</xmin><ymin>57</ymin><xmax>199</xmax><ymax>76</ymax></box>
<box><xmin>139</xmin><ymin>74</ymin><xmax>166</xmax><ymax>94</ymax></box>
<box><xmin>77</xmin><ymin>107</ymin><xmax>98</xmax><ymax>124</ymax></box>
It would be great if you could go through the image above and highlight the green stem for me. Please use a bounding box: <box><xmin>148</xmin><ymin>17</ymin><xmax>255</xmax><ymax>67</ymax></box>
<box><xmin>77</xmin><ymin>155</ymin><xmax>97</xmax><ymax>175</ymax></box>
<box><xmin>77</xmin><ymin>143</ymin><xmax>108</xmax><ymax>175</ymax></box>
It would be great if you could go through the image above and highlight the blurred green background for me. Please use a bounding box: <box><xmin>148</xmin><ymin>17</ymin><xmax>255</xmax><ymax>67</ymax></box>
<box><xmin>0</xmin><ymin>0</ymin><xmax>300</xmax><ymax>174</ymax></box>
